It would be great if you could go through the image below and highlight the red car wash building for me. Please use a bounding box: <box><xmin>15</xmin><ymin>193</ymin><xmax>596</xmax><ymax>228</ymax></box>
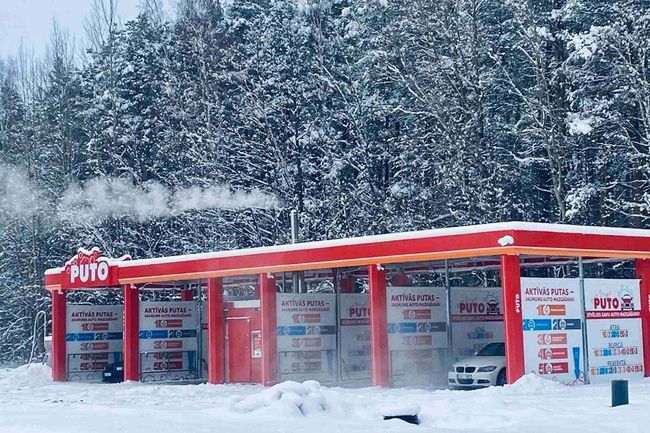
<box><xmin>43</xmin><ymin>222</ymin><xmax>650</xmax><ymax>386</ymax></box>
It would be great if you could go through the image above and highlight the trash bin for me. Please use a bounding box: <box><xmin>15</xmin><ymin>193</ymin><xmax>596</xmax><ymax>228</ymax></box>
<box><xmin>611</xmin><ymin>379</ymin><xmax>628</xmax><ymax>407</ymax></box>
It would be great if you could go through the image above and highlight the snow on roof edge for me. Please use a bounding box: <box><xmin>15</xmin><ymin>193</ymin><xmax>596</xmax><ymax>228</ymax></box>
<box><xmin>43</xmin><ymin>221</ymin><xmax>650</xmax><ymax>274</ymax></box>
<box><xmin>45</xmin><ymin>267</ymin><xmax>63</xmax><ymax>276</ymax></box>
<box><xmin>116</xmin><ymin>221</ymin><xmax>650</xmax><ymax>269</ymax></box>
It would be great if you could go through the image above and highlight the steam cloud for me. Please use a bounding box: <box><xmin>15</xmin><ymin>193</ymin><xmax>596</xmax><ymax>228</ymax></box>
<box><xmin>0</xmin><ymin>164</ymin><xmax>42</xmax><ymax>217</ymax></box>
<box><xmin>58</xmin><ymin>177</ymin><xmax>279</xmax><ymax>224</ymax></box>
<box><xmin>1</xmin><ymin>166</ymin><xmax>278</xmax><ymax>225</ymax></box>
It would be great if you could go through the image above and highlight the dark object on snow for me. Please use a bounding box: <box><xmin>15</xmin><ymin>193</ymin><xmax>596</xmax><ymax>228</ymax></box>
<box><xmin>383</xmin><ymin>414</ymin><xmax>420</xmax><ymax>425</ymax></box>
<box><xmin>611</xmin><ymin>379</ymin><xmax>629</xmax><ymax>407</ymax></box>
<box><xmin>102</xmin><ymin>361</ymin><xmax>124</xmax><ymax>383</ymax></box>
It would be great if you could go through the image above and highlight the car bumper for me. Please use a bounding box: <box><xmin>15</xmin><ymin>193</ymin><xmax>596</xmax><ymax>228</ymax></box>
<box><xmin>448</xmin><ymin>370</ymin><xmax>498</xmax><ymax>389</ymax></box>
<box><xmin>102</xmin><ymin>370</ymin><xmax>124</xmax><ymax>383</ymax></box>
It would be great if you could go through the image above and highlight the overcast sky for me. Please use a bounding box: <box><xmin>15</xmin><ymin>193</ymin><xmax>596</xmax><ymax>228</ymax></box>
<box><xmin>0</xmin><ymin>0</ymin><xmax>143</xmax><ymax>58</ymax></box>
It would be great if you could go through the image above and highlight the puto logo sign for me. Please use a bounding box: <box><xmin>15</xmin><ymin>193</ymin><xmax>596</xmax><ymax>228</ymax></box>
<box><xmin>62</xmin><ymin>247</ymin><xmax>122</xmax><ymax>289</ymax></box>
<box><xmin>592</xmin><ymin>292</ymin><xmax>634</xmax><ymax>311</ymax></box>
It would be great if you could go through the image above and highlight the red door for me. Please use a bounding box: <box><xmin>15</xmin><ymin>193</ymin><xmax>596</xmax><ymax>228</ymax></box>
<box><xmin>227</xmin><ymin>317</ymin><xmax>252</xmax><ymax>383</ymax></box>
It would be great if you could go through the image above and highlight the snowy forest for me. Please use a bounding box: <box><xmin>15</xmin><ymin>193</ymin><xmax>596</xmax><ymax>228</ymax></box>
<box><xmin>0</xmin><ymin>0</ymin><xmax>649</xmax><ymax>363</ymax></box>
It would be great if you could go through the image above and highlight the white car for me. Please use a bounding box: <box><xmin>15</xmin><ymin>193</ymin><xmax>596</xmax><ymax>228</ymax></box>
<box><xmin>448</xmin><ymin>342</ymin><xmax>507</xmax><ymax>389</ymax></box>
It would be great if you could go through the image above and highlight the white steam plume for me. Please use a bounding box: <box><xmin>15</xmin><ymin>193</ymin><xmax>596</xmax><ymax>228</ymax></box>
<box><xmin>0</xmin><ymin>164</ymin><xmax>42</xmax><ymax>217</ymax></box>
<box><xmin>56</xmin><ymin>177</ymin><xmax>279</xmax><ymax>225</ymax></box>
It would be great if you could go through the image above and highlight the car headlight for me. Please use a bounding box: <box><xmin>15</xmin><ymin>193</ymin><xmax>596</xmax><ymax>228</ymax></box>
<box><xmin>477</xmin><ymin>366</ymin><xmax>497</xmax><ymax>372</ymax></box>
<box><xmin>449</xmin><ymin>365</ymin><xmax>456</xmax><ymax>372</ymax></box>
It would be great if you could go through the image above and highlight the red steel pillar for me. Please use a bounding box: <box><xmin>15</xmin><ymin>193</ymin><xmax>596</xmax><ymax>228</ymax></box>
<box><xmin>180</xmin><ymin>287</ymin><xmax>194</xmax><ymax>301</ymax></box>
<box><xmin>260</xmin><ymin>273</ymin><xmax>277</xmax><ymax>386</ymax></box>
<box><xmin>123</xmin><ymin>284</ymin><xmax>140</xmax><ymax>381</ymax></box>
<box><xmin>51</xmin><ymin>289</ymin><xmax>67</xmax><ymax>381</ymax></box>
<box><xmin>369</xmin><ymin>265</ymin><xmax>390</xmax><ymax>387</ymax></box>
<box><xmin>501</xmin><ymin>255</ymin><xmax>525</xmax><ymax>384</ymax></box>
<box><xmin>635</xmin><ymin>259</ymin><xmax>650</xmax><ymax>377</ymax></box>
<box><xmin>207</xmin><ymin>277</ymin><xmax>225</xmax><ymax>384</ymax></box>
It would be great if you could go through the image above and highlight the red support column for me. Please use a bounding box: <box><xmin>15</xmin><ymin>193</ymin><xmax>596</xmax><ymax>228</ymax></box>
<box><xmin>123</xmin><ymin>284</ymin><xmax>140</xmax><ymax>381</ymax></box>
<box><xmin>369</xmin><ymin>265</ymin><xmax>389</xmax><ymax>387</ymax></box>
<box><xmin>180</xmin><ymin>288</ymin><xmax>194</xmax><ymax>301</ymax></box>
<box><xmin>501</xmin><ymin>255</ymin><xmax>525</xmax><ymax>384</ymax></box>
<box><xmin>260</xmin><ymin>273</ymin><xmax>277</xmax><ymax>386</ymax></box>
<box><xmin>207</xmin><ymin>277</ymin><xmax>225</xmax><ymax>384</ymax></box>
<box><xmin>51</xmin><ymin>289</ymin><xmax>67</xmax><ymax>381</ymax></box>
<box><xmin>635</xmin><ymin>259</ymin><xmax>650</xmax><ymax>377</ymax></box>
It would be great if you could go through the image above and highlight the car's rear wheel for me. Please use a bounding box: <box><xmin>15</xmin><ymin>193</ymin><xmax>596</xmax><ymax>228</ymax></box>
<box><xmin>496</xmin><ymin>368</ymin><xmax>506</xmax><ymax>386</ymax></box>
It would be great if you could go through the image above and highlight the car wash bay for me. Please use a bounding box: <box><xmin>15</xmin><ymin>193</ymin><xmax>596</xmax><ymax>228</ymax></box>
<box><xmin>45</xmin><ymin>222</ymin><xmax>650</xmax><ymax>387</ymax></box>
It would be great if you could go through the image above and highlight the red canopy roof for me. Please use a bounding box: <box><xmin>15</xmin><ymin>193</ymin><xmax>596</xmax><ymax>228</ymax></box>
<box><xmin>44</xmin><ymin>222</ymin><xmax>650</xmax><ymax>290</ymax></box>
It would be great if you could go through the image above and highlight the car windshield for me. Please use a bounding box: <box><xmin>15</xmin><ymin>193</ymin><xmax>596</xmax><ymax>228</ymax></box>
<box><xmin>476</xmin><ymin>343</ymin><xmax>505</xmax><ymax>356</ymax></box>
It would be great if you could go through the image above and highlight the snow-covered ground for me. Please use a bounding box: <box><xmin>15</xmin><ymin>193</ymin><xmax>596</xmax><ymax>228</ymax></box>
<box><xmin>1</xmin><ymin>365</ymin><xmax>648</xmax><ymax>433</ymax></box>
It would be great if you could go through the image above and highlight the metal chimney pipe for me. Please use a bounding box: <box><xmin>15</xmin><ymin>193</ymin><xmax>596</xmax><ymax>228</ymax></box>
<box><xmin>290</xmin><ymin>209</ymin><xmax>299</xmax><ymax>244</ymax></box>
<box><xmin>290</xmin><ymin>210</ymin><xmax>305</xmax><ymax>293</ymax></box>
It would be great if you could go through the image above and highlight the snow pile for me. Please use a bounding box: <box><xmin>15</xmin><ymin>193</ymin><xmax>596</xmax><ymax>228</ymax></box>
<box><xmin>506</xmin><ymin>373</ymin><xmax>565</xmax><ymax>394</ymax></box>
<box><xmin>379</xmin><ymin>402</ymin><xmax>420</xmax><ymax>417</ymax></box>
<box><xmin>497</xmin><ymin>235</ymin><xmax>514</xmax><ymax>246</ymax></box>
<box><xmin>228</xmin><ymin>380</ymin><xmax>327</xmax><ymax>416</ymax></box>
<box><xmin>2</xmin><ymin>364</ymin><xmax>650</xmax><ymax>433</ymax></box>
<box><xmin>0</xmin><ymin>363</ymin><xmax>52</xmax><ymax>387</ymax></box>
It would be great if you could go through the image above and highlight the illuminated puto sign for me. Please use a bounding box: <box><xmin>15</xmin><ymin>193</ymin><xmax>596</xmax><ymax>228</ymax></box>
<box><xmin>62</xmin><ymin>247</ymin><xmax>126</xmax><ymax>289</ymax></box>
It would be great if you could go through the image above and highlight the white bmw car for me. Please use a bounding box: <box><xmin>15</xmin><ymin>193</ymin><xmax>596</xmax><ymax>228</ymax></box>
<box><xmin>448</xmin><ymin>342</ymin><xmax>507</xmax><ymax>389</ymax></box>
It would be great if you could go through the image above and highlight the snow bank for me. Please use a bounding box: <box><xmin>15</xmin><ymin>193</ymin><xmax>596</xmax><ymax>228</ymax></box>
<box><xmin>228</xmin><ymin>380</ymin><xmax>327</xmax><ymax>416</ymax></box>
<box><xmin>497</xmin><ymin>235</ymin><xmax>515</xmax><ymax>246</ymax></box>
<box><xmin>0</xmin><ymin>363</ymin><xmax>52</xmax><ymax>387</ymax></box>
<box><xmin>379</xmin><ymin>402</ymin><xmax>421</xmax><ymax>417</ymax></box>
<box><xmin>506</xmin><ymin>373</ymin><xmax>564</xmax><ymax>394</ymax></box>
<box><xmin>2</xmin><ymin>365</ymin><xmax>650</xmax><ymax>433</ymax></box>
